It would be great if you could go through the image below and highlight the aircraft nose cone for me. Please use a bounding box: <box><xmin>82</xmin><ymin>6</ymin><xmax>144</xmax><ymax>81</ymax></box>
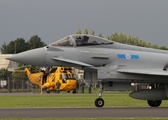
<box><xmin>6</xmin><ymin>47</ymin><xmax>46</xmax><ymax>66</ymax></box>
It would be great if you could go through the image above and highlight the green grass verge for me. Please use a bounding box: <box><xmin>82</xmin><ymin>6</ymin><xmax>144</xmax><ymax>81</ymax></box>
<box><xmin>0</xmin><ymin>91</ymin><xmax>168</xmax><ymax>119</ymax></box>
<box><xmin>0</xmin><ymin>90</ymin><xmax>168</xmax><ymax>108</ymax></box>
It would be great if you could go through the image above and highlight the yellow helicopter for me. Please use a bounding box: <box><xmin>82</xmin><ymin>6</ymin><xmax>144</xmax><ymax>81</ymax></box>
<box><xmin>15</xmin><ymin>66</ymin><xmax>77</xmax><ymax>93</ymax></box>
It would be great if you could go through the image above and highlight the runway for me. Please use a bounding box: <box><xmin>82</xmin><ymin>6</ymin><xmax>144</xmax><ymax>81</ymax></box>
<box><xmin>1</xmin><ymin>107</ymin><xmax>168</xmax><ymax>118</ymax></box>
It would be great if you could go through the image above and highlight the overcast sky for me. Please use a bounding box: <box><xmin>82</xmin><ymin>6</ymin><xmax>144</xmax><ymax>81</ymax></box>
<box><xmin>0</xmin><ymin>0</ymin><xmax>168</xmax><ymax>47</ymax></box>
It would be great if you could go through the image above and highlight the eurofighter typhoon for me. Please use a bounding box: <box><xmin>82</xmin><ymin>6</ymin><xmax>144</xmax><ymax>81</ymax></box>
<box><xmin>7</xmin><ymin>34</ymin><xmax>168</xmax><ymax>107</ymax></box>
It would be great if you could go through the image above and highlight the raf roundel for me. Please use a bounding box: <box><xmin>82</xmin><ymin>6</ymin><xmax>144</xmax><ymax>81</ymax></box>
<box><xmin>126</xmin><ymin>54</ymin><xmax>131</xmax><ymax>60</ymax></box>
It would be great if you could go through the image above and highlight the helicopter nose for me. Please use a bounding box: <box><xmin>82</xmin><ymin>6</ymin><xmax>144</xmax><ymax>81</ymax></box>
<box><xmin>6</xmin><ymin>47</ymin><xmax>46</xmax><ymax>66</ymax></box>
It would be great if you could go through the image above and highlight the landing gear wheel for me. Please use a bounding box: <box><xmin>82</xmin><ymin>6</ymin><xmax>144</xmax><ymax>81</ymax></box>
<box><xmin>147</xmin><ymin>100</ymin><xmax>162</xmax><ymax>107</ymax></box>
<box><xmin>95</xmin><ymin>98</ymin><xmax>104</xmax><ymax>107</ymax></box>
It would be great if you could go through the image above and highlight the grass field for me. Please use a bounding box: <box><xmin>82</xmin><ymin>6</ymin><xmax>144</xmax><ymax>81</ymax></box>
<box><xmin>0</xmin><ymin>90</ymin><xmax>168</xmax><ymax>120</ymax></box>
<box><xmin>0</xmin><ymin>90</ymin><xmax>168</xmax><ymax>108</ymax></box>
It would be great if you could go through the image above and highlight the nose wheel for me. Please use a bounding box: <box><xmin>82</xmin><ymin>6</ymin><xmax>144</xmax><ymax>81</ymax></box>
<box><xmin>95</xmin><ymin>98</ymin><xmax>104</xmax><ymax>107</ymax></box>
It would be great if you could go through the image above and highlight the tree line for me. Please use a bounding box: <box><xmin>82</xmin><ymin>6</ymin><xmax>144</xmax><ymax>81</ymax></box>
<box><xmin>1</xmin><ymin>35</ymin><xmax>46</xmax><ymax>54</ymax></box>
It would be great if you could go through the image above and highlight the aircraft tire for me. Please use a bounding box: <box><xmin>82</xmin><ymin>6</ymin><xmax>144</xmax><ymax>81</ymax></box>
<box><xmin>147</xmin><ymin>100</ymin><xmax>162</xmax><ymax>107</ymax></box>
<box><xmin>95</xmin><ymin>98</ymin><xmax>104</xmax><ymax>107</ymax></box>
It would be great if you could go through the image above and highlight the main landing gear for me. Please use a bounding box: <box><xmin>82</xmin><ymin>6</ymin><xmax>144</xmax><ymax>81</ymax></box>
<box><xmin>95</xmin><ymin>82</ymin><xmax>105</xmax><ymax>107</ymax></box>
<box><xmin>147</xmin><ymin>100</ymin><xmax>162</xmax><ymax>107</ymax></box>
<box><xmin>94</xmin><ymin>82</ymin><xmax>163</xmax><ymax>107</ymax></box>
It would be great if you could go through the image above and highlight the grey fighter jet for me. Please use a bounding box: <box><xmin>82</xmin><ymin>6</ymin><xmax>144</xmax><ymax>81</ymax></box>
<box><xmin>6</xmin><ymin>34</ymin><xmax>168</xmax><ymax>107</ymax></box>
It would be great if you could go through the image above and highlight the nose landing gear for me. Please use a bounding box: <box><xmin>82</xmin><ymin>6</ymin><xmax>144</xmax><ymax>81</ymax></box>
<box><xmin>95</xmin><ymin>82</ymin><xmax>105</xmax><ymax>107</ymax></box>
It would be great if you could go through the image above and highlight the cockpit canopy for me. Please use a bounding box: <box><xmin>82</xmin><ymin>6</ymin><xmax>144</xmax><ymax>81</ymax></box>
<box><xmin>49</xmin><ymin>34</ymin><xmax>113</xmax><ymax>47</ymax></box>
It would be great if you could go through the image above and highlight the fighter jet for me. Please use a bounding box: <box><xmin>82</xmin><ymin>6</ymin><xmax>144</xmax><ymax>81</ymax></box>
<box><xmin>6</xmin><ymin>34</ymin><xmax>168</xmax><ymax>107</ymax></box>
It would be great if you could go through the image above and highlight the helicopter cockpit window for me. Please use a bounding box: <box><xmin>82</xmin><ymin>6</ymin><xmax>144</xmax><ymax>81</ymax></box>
<box><xmin>50</xmin><ymin>36</ymin><xmax>74</xmax><ymax>46</ymax></box>
<box><xmin>49</xmin><ymin>68</ymin><xmax>57</xmax><ymax>73</ymax></box>
<box><xmin>68</xmin><ymin>74</ymin><xmax>75</xmax><ymax>79</ymax></box>
<box><xmin>74</xmin><ymin>35</ymin><xmax>113</xmax><ymax>46</ymax></box>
